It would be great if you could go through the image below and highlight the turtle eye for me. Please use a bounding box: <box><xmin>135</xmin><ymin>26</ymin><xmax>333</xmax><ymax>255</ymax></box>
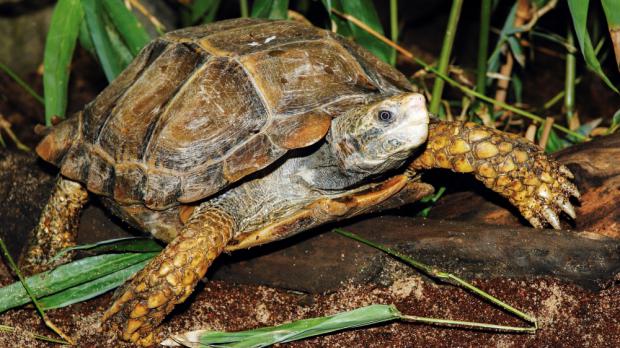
<box><xmin>377</xmin><ymin>110</ymin><xmax>394</xmax><ymax>123</ymax></box>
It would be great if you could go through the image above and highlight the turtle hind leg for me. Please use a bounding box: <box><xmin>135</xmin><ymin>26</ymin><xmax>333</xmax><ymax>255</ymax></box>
<box><xmin>411</xmin><ymin>120</ymin><xmax>579</xmax><ymax>229</ymax></box>
<box><xmin>101</xmin><ymin>205</ymin><xmax>235</xmax><ymax>346</ymax></box>
<box><xmin>19</xmin><ymin>176</ymin><xmax>88</xmax><ymax>275</ymax></box>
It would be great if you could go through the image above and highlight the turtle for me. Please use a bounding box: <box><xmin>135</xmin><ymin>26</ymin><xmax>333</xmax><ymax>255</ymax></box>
<box><xmin>22</xmin><ymin>18</ymin><xmax>579</xmax><ymax>345</ymax></box>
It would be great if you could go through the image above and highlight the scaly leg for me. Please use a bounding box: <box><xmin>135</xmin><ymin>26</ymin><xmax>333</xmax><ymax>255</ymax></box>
<box><xmin>411</xmin><ymin>120</ymin><xmax>579</xmax><ymax>229</ymax></box>
<box><xmin>19</xmin><ymin>176</ymin><xmax>88</xmax><ymax>275</ymax></box>
<box><xmin>101</xmin><ymin>205</ymin><xmax>236</xmax><ymax>346</ymax></box>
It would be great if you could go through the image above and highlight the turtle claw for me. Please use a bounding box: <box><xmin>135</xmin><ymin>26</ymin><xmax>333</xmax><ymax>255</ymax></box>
<box><xmin>559</xmin><ymin>165</ymin><xmax>574</xmax><ymax>179</ymax></box>
<box><xmin>558</xmin><ymin>198</ymin><xmax>576</xmax><ymax>219</ymax></box>
<box><xmin>565</xmin><ymin>181</ymin><xmax>580</xmax><ymax>199</ymax></box>
<box><xmin>528</xmin><ymin>216</ymin><xmax>544</xmax><ymax>229</ymax></box>
<box><xmin>543</xmin><ymin>207</ymin><xmax>561</xmax><ymax>230</ymax></box>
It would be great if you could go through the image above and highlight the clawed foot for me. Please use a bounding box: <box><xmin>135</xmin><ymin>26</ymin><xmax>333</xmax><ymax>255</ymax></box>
<box><xmin>503</xmin><ymin>150</ymin><xmax>579</xmax><ymax>229</ymax></box>
<box><xmin>412</xmin><ymin>120</ymin><xmax>580</xmax><ymax>229</ymax></box>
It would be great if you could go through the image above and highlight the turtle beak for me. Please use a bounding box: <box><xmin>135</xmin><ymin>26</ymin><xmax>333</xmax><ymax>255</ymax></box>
<box><xmin>400</xmin><ymin>93</ymin><xmax>429</xmax><ymax>148</ymax></box>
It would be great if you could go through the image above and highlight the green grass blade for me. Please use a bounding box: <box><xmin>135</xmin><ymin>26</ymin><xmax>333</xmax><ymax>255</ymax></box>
<box><xmin>240</xmin><ymin>0</ymin><xmax>249</xmax><ymax>17</ymax></box>
<box><xmin>251</xmin><ymin>0</ymin><xmax>289</xmax><ymax>19</ymax></box>
<box><xmin>601</xmin><ymin>0</ymin><xmax>620</xmax><ymax>70</ymax></box>
<box><xmin>82</xmin><ymin>0</ymin><xmax>131</xmax><ymax>81</ymax></box>
<box><xmin>167</xmin><ymin>304</ymin><xmax>400</xmax><ymax>347</ymax></box>
<box><xmin>429</xmin><ymin>0</ymin><xmax>464</xmax><ymax>115</ymax></box>
<box><xmin>487</xmin><ymin>3</ymin><xmax>517</xmax><ymax>78</ymax></box>
<box><xmin>322</xmin><ymin>0</ymin><xmax>353</xmax><ymax>37</ymax></box>
<box><xmin>476</xmin><ymin>0</ymin><xmax>491</xmax><ymax>94</ymax></box>
<box><xmin>43</xmin><ymin>0</ymin><xmax>83</xmax><ymax>126</ymax></box>
<box><xmin>38</xmin><ymin>258</ymin><xmax>151</xmax><ymax>310</ymax></box>
<box><xmin>567</xmin><ymin>0</ymin><xmax>619</xmax><ymax>93</ymax></box>
<box><xmin>340</xmin><ymin>0</ymin><xmax>392</xmax><ymax>63</ymax></box>
<box><xmin>0</xmin><ymin>252</ymin><xmax>156</xmax><ymax>313</ymax></box>
<box><xmin>51</xmin><ymin>237</ymin><xmax>163</xmax><ymax>262</ymax></box>
<box><xmin>78</xmin><ymin>17</ymin><xmax>96</xmax><ymax>56</ymax></box>
<box><xmin>333</xmin><ymin>229</ymin><xmax>537</xmax><ymax>326</ymax></box>
<box><xmin>0</xmin><ymin>61</ymin><xmax>44</xmax><ymax>104</ymax></box>
<box><xmin>184</xmin><ymin>0</ymin><xmax>222</xmax><ymax>24</ymax></box>
<box><xmin>389</xmin><ymin>0</ymin><xmax>398</xmax><ymax>65</ymax></box>
<box><xmin>102</xmin><ymin>0</ymin><xmax>152</xmax><ymax>56</ymax></box>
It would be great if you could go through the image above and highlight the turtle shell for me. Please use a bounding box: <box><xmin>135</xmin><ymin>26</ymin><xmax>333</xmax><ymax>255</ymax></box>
<box><xmin>37</xmin><ymin>18</ymin><xmax>412</xmax><ymax>209</ymax></box>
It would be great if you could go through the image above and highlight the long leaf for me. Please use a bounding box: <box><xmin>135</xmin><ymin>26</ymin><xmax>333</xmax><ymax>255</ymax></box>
<box><xmin>102</xmin><ymin>0</ymin><xmax>152</xmax><ymax>56</ymax></box>
<box><xmin>168</xmin><ymin>304</ymin><xmax>400</xmax><ymax>347</ymax></box>
<box><xmin>43</xmin><ymin>0</ymin><xmax>83</xmax><ymax>126</ymax></box>
<box><xmin>601</xmin><ymin>0</ymin><xmax>620</xmax><ymax>70</ymax></box>
<box><xmin>567</xmin><ymin>0</ymin><xmax>619</xmax><ymax>93</ymax></box>
<box><xmin>38</xmin><ymin>259</ymin><xmax>151</xmax><ymax>310</ymax></box>
<box><xmin>82</xmin><ymin>0</ymin><xmax>131</xmax><ymax>81</ymax></box>
<box><xmin>340</xmin><ymin>0</ymin><xmax>392</xmax><ymax>63</ymax></box>
<box><xmin>51</xmin><ymin>236</ymin><xmax>163</xmax><ymax>261</ymax></box>
<box><xmin>251</xmin><ymin>0</ymin><xmax>289</xmax><ymax>19</ymax></box>
<box><xmin>0</xmin><ymin>252</ymin><xmax>156</xmax><ymax>313</ymax></box>
<box><xmin>321</xmin><ymin>0</ymin><xmax>353</xmax><ymax>37</ymax></box>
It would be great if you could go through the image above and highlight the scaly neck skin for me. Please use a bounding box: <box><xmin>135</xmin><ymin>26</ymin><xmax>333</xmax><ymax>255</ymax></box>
<box><xmin>208</xmin><ymin>141</ymin><xmax>380</xmax><ymax>234</ymax></box>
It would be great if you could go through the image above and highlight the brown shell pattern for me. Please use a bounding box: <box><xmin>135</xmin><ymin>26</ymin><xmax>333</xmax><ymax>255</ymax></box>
<box><xmin>38</xmin><ymin>19</ymin><xmax>412</xmax><ymax>209</ymax></box>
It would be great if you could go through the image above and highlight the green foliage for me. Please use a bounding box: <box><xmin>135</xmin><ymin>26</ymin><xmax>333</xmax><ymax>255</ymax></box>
<box><xmin>323</xmin><ymin>0</ymin><xmax>393</xmax><ymax>64</ymax></box>
<box><xmin>0</xmin><ymin>252</ymin><xmax>156</xmax><ymax>313</ymax></box>
<box><xmin>567</xmin><ymin>0</ymin><xmax>619</xmax><ymax>94</ymax></box>
<box><xmin>101</xmin><ymin>0</ymin><xmax>152</xmax><ymax>56</ymax></box>
<box><xmin>192</xmin><ymin>305</ymin><xmax>399</xmax><ymax>347</ymax></box>
<box><xmin>601</xmin><ymin>0</ymin><xmax>620</xmax><ymax>29</ymax></box>
<box><xmin>181</xmin><ymin>0</ymin><xmax>222</xmax><ymax>26</ymax></box>
<box><xmin>251</xmin><ymin>0</ymin><xmax>289</xmax><ymax>19</ymax></box>
<box><xmin>608</xmin><ymin>108</ymin><xmax>620</xmax><ymax>134</ymax></box>
<box><xmin>43</xmin><ymin>0</ymin><xmax>82</xmax><ymax>126</ymax></box>
<box><xmin>82</xmin><ymin>0</ymin><xmax>134</xmax><ymax>82</ymax></box>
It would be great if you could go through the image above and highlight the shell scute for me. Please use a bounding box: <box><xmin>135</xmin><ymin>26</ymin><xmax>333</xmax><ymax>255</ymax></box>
<box><xmin>146</xmin><ymin>57</ymin><xmax>268</xmax><ymax>172</ymax></box>
<box><xmin>98</xmin><ymin>43</ymin><xmax>205</xmax><ymax>163</ymax></box>
<box><xmin>223</xmin><ymin>133</ymin><xmax>286</xmax><ymax>183</ymax></box>
<box><xmin>86</xmin><ymin>151</ymin><xmax>115</xmax><ymax>195</ymax></box>
<box><xmin>266</xmin><ymin>111</ymin><xmax>332</xmax><ymax>149</ymax></box>
<box><xmin>178</xmin><ymin>164</ymin><xmax>226</xmax><ymax>203</ymax></box>
<box><xmin>113</xmin><ymin>163</ymin><xmax>146</xmax><ymax>204</ymax></box>
<box><xmin>83</xmin><ymin>39</ymin><xmax>169</xmax><ymax>144</ymax></box>
<box><xmin>196</xmin><ymin>20</ymin><xmax>326</xmax><ymax>57</ymax></box>
<box><xmin>165</xmin><ymin>18</ymin><xmax>270</xmax><ymax>42</ymax></box>
<box><xmin>239</xmin><ymin>39</ymin><xmax>377</xmax><ymax>115</ymax></box>
<box><xmin>144</xmin><ymin>170</ymin><xmax>181</xmax><ymax>209</ymax></box>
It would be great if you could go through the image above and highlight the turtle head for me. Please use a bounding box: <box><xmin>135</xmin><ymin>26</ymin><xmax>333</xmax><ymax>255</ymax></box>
<box><xmin>329</xmin><ymin>93</ymin><xmax>429</xmax><ymax>175</ymax></box>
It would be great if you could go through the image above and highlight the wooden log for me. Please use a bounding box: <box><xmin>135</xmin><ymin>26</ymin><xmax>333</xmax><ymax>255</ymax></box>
<box><xmin>210</xmin><ymin>216</ymin><xmax>620</xmax><ymax>292</ymax></box>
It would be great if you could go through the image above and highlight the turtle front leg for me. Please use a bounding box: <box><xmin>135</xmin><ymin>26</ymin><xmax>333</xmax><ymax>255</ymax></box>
<box><xmin>411</xmin><ymin>120</ymin><xmax>579</xmax><ymax>229</ymax></box>
<box><xmin>19</xmin><ymin>176</ymin><xmax>88</xmax><ymax>275</ymax></box>
<box><xmin>102</xmin><ymin>205</ymin><xmax>236</xmax><ymax>346</ymax></box>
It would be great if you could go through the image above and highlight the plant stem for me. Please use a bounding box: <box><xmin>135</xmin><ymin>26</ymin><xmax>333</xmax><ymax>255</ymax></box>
<box><xmin>565</xmin><ymin>25</ymin><xmax>576</xmax><ymax>125</ymax></box>
<box><xmin>240</xmin><ymin>0</ymin><xmax>249</xmax><ymax>18</ymax></box>
<box><xmin>0</xmin><ymin>61</ymin><xmax>44</xmax><ymax>104</ymax></box>
<box><xmin>0</xmin><ymin>238</ymin><xmax>74</xmax><ymax>344</ymax></box>
<box><xmin>0</xmin><ymin>324</ymin><xmax>69</xmax><ymax>344</ymax></box>
<box><xmin>330</xmin><ymin>8</ymin><xmax>588</xmax><ymax>141</ymax></box>
<box><xmin>0</xmin><ymin>114</ymin><xmax>31</xmax><ymax>152</ymax></box>
<box><xmin>543</xmin><ymin>77</ymin><xmax>582</xmax><ymax>109</ymax></box>
<box><xmin>400</xmin><ymin>315</ymin><xmax>536</xmax><ymax>333</ymax></box>
<box><xmin>389</xmin><ymin>0</ymin><xmax>398</xmax><ymax>66</ymax></box>
<box><xmin>476</xmin><ymin>0</ymin><xmax>491</xmax><ymax>95</ymax></box>
<box><xmin>429</xmin><ymin>0</ymin><xmax>464</xmax><ymax>116</ymax></box>
<box><xmin>334</xmin><ymin>229</ymin><xmax>538</xmax><ymax>327</ymax></box>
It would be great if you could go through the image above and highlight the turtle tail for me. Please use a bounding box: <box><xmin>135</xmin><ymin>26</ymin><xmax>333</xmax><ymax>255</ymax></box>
<box><xmin>36</xmin><ymin>112</ymin><xmax>81</xmax><ymax>166</ymax></box>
